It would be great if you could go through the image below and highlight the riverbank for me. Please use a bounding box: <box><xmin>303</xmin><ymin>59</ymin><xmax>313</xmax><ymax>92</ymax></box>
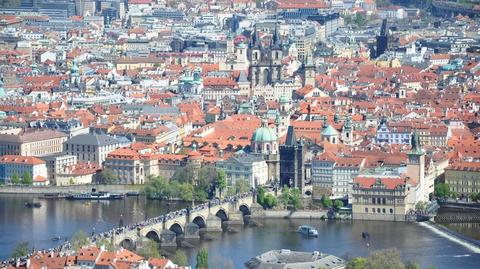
<box><xmin>0</xmin><ymin>184</ymin><xmax>143</xmax><ymax>194</ymax></box>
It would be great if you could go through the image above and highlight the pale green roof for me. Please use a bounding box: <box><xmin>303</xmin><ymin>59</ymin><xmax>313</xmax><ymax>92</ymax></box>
<box><xmin>279</xmin><ymin>94</ymin><xmax>289</xmax><ymax>103</ymax></box>
<box><xmin>252</xmin><ymin>123</ymin><xmax>277</xmax><ymax>142</ymax></box>
<box><xmin>321</xmin><ymin>124</ymin><xmax>338</xmax><ymax>136</ymax></box>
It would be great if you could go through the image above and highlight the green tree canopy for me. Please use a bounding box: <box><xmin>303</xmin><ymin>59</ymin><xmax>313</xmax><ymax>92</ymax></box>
<box><xmin>71</xmin><ymin>230</ymin><xmax>89</xmax><ymax>250</ymax></box>
<box><xmin>334</xmin><ymin>200</ymin><xmax>344</xmax><ymax>211</ymax></box>
<box><xmin>264</xmin><ymin>193</ymin><xmax>277</xmax><ymax>209</ymax></box>
<box><xmin>215</xmin><ymin>169</ymin><xmax>227</xmax><ymax>198</ymax></box>
<box><xmin>405</xmin><ymin>261</ymin><xmax>421</xmax><ymax>269</ymax></box>
<box><xmin>95</xmin><ymin>238</ymin><xmax>114</xmax><ymax>252</ymax></box>
<box><xmin>279</xmin><ymin>186</ymin><xmax>302</xmax><ymax>210</ymax></box>
<box><xmin>227</xmin><ymin>179</ymin><xmax>250</xmax><ymax>196</ymax></box>
<box><xmin>21</xmin><ymin>172</ymin><xmax>32</xmax><ymax>185</ymax></box>
<box><xmin>434</xmin><ymin>183</ymin><xmax>450</xmax><ymax>198</ymax></box>
<box><xmin>11</xmin><ymin>241</ymin><xmax>29</xmax><ymax>258</ymax></box>
<box><xmin>96</xmin><ymin>168</ymin><xmax>118</xmax><ymax>184</ymax></box>
<box><xmin>321</xmin><ymin>195</ymin><xmax>332</xmax><ymax>208</ymax></box>
<box><xmin>347</xmin><ymin>257</ymin><xmax>367</xmax><ymax>269</ymax></box>
<box><xmin>137</xmin><ymin>239</ymin><xmax>160</xmax><ymax>258</ymax></box>
<box><xmin>172</xmin><ymin>250</ymin><xmax>188</xmax><ymax>266</ymax></box>
<box><xmin>11</xmin><ymin>172</ymin><xmax>20</xmax><ymax>184</ymax></box>
<box><xmin>196</xmin><ymin>248</ymin><xmax>208</xmax><ymax>269</ymax></box>
<box><xmin>257</xmin><ymin>186</ymin><xmax>266</xmax><ymax>205</ymax></box>
<box><xmin>365</xmin><ymin>248</ymin><xmax>405</xmax><ymax>269</ymax></box>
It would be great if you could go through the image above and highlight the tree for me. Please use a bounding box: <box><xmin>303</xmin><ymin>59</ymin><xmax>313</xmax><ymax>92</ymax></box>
<box><xmin>71</xmin><ymin>230</ymin><xmax>89</xmax><ymax>250</ymax></box>
<box><xmin>21</xmin><ymin>172</ymin><xmax>32</xmax><ymax>185</ymax></box>
<box><xmin>11</xmin><ymin>241</ymin><xmax>29</xmax><ymax>258</ymax></box>
<box><xmin>235</xmin><ymin>179</ymin><xmax>250</xmax><ymax>193</ymax></box>
<box><xmin>347</xmin><ymin>257</ymin><xmax>367</xmax><ymax>269</ymax></box>
<box><xmin>264</xmin><ymin>193</ymin><xmax>277</xmax><ymax>209</ymax></box>
<box><xmin>321</xmin><ymin>195</ymin><xmax>332</xmax><ymax>208</ymax></box>
<box><xmin>415</xmin><ymin>201</ymin><xmax>427</xmax><ymax>211</ymax></box>
<box><xmin>96</xmin><ymin>168</ymin><xmax>118</xmax><ymax>184</ymax></box>
<box><xmin>354</xmin><ymin>13</ymin><xmax>367</xmax><ymax>27</ymax></box>
<box><xmin>279</xmin><ymin>187</ymin><xmax>302</xmax><ymax>210</ymax></box>
<box><xmin>11</xmin><ymin>172</ymin><xmax>20</xmax><ymax>184</ymax></box>
<box><xmin>257</xmin><ymin>186</ymin><xmax>266</xmax><ymax>205</ymax></box>
<box><xmin>227</xmin><ymin>179</ymin><xmax>250</xmax><ymax>196</ymax></box>
<box><xmin>434</xmin><ymin>183</ymin><xmax>450</xmax><ymax>198</ymax></box>
<box><xmin>215</xmin><ymin>169</ymin><xmax>227</xmax><ymax>198</ymax></box>
<box><xmin>137</xmin><ymin>239</ymin><xmax>160</xmax><ymax>258</ymax></box>
<box><xmin>95</xmin><ymin>238</ymin><xmax>114</xmax><ymax>252</ymax></box>
<box><xmin>178</xmin><ymin>182</ymin><xmax>194</xmax><ymax>202</ymax></box>
<box><xmin>405</xmin><ymin>261</ymin><xmax>421</xmax><ymax>269</ymax></box>
<box><xmin>365</xmin><ymin>248</ymin><xmax>405</xmax><ymax>269</ymax></box>
<box><xmin>172</xmin><ymin>250</ymin><xmax>188</xmax><ymax>266</ymax></box>
<box><xmin>334</xmin><ymin>200</ymin><xmax>344</xmax><ymax>211</ymax></box>
<box><xmin>196</xmin><ymin>248</ymin><xmax>208</xmax><ymax>269</ymax></box>
<box><xmin>194</xmin><ymin>188</ymin><xmax>208</xmax><ymax>202</ymax></box>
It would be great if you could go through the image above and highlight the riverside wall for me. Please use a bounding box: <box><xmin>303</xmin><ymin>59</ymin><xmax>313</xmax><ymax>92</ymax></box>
<box><xmin>254</xmin><ymin>210</ymin><xmax>328</xmax><ymax>219</ymax></box>
<box><xmin>0</xmin><ymin>184</ymin><xmax>142</xmax><ymax>194</ymax></box>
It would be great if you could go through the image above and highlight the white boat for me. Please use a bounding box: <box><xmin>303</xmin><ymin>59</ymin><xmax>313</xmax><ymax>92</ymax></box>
<box><xmin>298</xmin><ymin>225</ymin><xmax>318</xmax><ymax>237</ymax></box>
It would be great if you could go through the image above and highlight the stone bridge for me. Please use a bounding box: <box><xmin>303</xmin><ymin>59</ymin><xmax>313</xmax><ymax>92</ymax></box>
<box><xmin>112</xmin><ymin>194</ymin><xmax>256</xmax><ymax>249</ymax></box>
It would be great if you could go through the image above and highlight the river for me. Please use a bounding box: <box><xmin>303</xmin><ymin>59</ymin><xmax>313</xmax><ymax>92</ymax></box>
<box><xmin>0</xmin><ymin>194</ymin><xmax>479</xmax><ymax>268</ymax></box>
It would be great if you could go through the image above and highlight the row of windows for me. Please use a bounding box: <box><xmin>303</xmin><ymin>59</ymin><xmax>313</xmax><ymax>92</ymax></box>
<box><xmin>365</xmin><ymin>207</ymin><xmax>394</xmax><ymax>214</ymax></box>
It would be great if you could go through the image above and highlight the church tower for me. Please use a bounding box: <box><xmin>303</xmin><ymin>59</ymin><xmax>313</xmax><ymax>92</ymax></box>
<box><xmin>303</xmin><ymin>53</ymin><xmax>316</xmax><ymax>87</ymax></box>
<box><xmin>342</xmin><ymin>116</ymin><xmax>354</xmax><ymax>145</ymax></box>
<box><xmin>70</xmin><ymin>59</ymin><xmax>80</xmax><ymax>86</ymax></box>
<box><xmin>280</xmin><ymin>126</ymin><xmax>306</xmax><ymax>190</ymax></box>
<box><xmin>277</xmin><ymin>94</ymin><xmax>291</xmax><ymax>137</ymax></box>
<box><xmin>252</xmin><ymin>118</ymin><xmax>280</xmax><ymax>182</ymax></box>
<box><xmin>407</xmin><ymin>130</ymin><xmax>426</xmax><ymax>200</ymax></box>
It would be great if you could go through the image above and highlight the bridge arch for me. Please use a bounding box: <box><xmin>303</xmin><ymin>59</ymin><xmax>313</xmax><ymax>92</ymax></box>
<box><xmin>192</xmin><ymin>215</ymin><xmax>207</xmax><ymax>229</ymax></box>
<box><xmin>215</xmin><ymin>208</ymin><xmax>229</xmax><ymax>221</ymax></box>
<box><xmin>169</xmin><ymin>222</ymin><xmax>184</xmax><ymax>235</ymax></box>
<box><xmin>239</xmin><ymin>204</ymin><xmax>251</xmax><ymax>215</ymax></box>
<box><xmin>120</xmin><ymin>237</ymin><xmax>135</xmax><ymax>250</ymax></box>
<box><xmin>145</xmin><ymin>230</ymin><xmax>161</xmax><ymax>242</ymax></box>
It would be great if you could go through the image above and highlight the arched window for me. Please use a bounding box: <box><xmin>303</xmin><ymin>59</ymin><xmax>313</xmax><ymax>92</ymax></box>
<box><xmin>266</xmin><ymin>144</ymin><xmax>271</xmax><ymax>152</ymax></box>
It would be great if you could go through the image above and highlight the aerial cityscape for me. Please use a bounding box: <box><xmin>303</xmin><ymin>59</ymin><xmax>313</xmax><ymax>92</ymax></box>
<box><xmin>0</xmin><ymin>0</ymin><xmax>479</xmax><ymax>268</ymax></box>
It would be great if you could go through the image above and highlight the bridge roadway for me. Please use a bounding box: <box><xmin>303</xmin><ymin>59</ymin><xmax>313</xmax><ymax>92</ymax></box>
<box><xmin>96</xmin><ymin>192</ymin><xmax>256</xmax><ymax>249</ymax></box>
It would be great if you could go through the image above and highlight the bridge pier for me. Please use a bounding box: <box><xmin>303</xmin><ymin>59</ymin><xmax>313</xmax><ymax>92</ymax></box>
<box><xmin>159</xmin><ymin>230</ymin><xmax>177</xmax><ymax>249</ymax></box>
<box><xmin>183</xmin><ymin>223</ymin><xmax>201</xmax><ymax>244</ymax></box>
<box><xmin>225</xmin><ymin>211</ymin><xmax>244</xmax><ymax>232</ymax></box>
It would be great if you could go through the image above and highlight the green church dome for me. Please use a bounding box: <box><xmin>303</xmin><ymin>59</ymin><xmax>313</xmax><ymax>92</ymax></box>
<box><xmin>252</xmin><ymin>119</ymin><xmax>277</xmax><ymax>142</ymax></box>
<box><xmin>321</xmin><ymin>124</ymin><xmax>338</xmax><ymax>137</ymax></box>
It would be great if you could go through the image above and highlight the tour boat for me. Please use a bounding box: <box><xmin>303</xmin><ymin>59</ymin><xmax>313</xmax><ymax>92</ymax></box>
<box><xmin>297</xmin><ymin>225</ymin><xmax>318</xmax><ymax>237</ymax></box>
<box><xmin>66</xmin><ymin>191</ymin><xmax>124</xmax><ymax>200</ymax></box>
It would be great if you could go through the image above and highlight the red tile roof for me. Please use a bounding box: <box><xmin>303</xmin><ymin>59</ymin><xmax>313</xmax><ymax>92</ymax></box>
<box><xmin>0</xmin><ymin>155</ymin><xmax>45</xmax><ymax>165</ymax></box>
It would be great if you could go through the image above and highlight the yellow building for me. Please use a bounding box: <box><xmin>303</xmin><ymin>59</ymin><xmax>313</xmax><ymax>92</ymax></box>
<box><xmin>445</xmin><ymin>162</ymin><xmax>480</xmax><ymax>197</ymax></box>
<box><xmin>0</xmin><ymin>129</ymin><xmax>67</xmax><ymax>157</ymax></box>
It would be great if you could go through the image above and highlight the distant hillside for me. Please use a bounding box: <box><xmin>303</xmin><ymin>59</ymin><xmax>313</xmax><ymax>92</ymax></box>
<box><xmin>0</xmin><ymin>0</ymin><xmax>21</xmax><ymax>8</ymax></box>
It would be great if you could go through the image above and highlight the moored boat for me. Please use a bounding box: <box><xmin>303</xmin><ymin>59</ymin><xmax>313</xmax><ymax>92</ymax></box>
<box><xmin>25</xmin><ymin>202</ymin><xmax>41</xmax><ymax>208</ymax></box>
<box><xmin>41</xmin><ymin>193</ymin><xmax>66</xmax><ymax>199</ymax></box>
<box><xmin>66</xmin><ymin>191</ymin><xmax>124</xmax><ymax>200</ymax></box>
<box><xmin>297</xmin><ymin>225</ymin><xmax>318</xmax><ymax>237</ymax></box>
<box><xmin>126</xmin><ymin>191</ymin><xmax>140</xmax><ymax>197</ymax></box>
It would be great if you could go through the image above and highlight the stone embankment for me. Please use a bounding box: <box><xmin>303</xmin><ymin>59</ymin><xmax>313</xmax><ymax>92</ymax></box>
<box><xmin>0</xmin><ymin>184</ymin><xmax>142</xmax><ymax>194</ymax></box>
<box><xmin>254</xmin><ymin>209</ymin><xmax>328</xmax><ymax>219</ymax></box>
